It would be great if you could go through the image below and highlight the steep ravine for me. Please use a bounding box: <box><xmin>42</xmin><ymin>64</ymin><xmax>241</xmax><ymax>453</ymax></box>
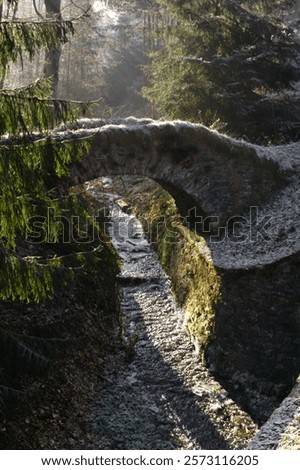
<box><xmin>83</xmin><ymin>181</ymin><xmax>256</xmax><ymax>450</ymax></box>
<box><xmin>120</xmin><ymin>176</ymin><xmax>300</xmax><ymax>426</ymax></box>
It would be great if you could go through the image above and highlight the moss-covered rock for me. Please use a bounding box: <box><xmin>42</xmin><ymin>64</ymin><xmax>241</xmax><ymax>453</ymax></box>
<box><xmin>126</xmin><ymin>178</ymin><xmax>220</xmax><ymax>355</ymax></box>
<box><xmin>125</xmin><ymin>177</ymin><xmax>300</xmax><ymax>424</ymax></box>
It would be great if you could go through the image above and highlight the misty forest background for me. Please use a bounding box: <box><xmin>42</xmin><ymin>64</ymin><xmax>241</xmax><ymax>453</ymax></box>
<box><xmin>0</xmin><ymin>0</ymin><xmax>300</xmax><ymax>448</ymax></box>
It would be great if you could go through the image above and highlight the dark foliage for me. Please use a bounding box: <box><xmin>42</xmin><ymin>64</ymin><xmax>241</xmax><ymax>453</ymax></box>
<box><xmin>144</xmin><ymin>0</ymin><xmax>300</xmax><ymax>143</ymax></box>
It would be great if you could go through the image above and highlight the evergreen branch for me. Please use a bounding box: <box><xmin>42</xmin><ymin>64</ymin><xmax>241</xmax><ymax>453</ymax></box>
<box><xmin>0</xmin><ymin>77</ymin><xmax>52</xmax><ymax>96</ymax></box>
<box><xmin>0</xmin><ymin>80</ymin><xmax>91</xmax><ymax>135</ymax></box>
<box><xmin>0</xmin><ymin>328</ymin><xmax>49</xmax><ymax>370</ymax></box>
<box><xmin>2</xmin><ymin>7</ymin><xmax>91</xmax><ymax>24</ymax></box>
<box><xmin>1</xmin><ymin>329</ymin><xmax>68</xmax><ymax>346</ymax></box>
<box><xmin>0</xmin><ymin>79</ymin><xmax>94</xmax><ymax>137</ymax></box>
<box><xmin>0</xmin><ymin>246</ymin><xmax>69</xmax><ymax>302</ymax></box>
<box><xmin>17</xmin><ymin>243</ymin><xmax>104</xmax><ymax>267</ymax></box>
<box><xmin>0</xmin><ymin>128</ymin><xmax>96</xmax><ymax>148</ymax></box>
<box><xmin>0</xmin><ymin>19</ymin><xmax>75</xmax><ymax>70</ymax></box>
<box><xmin>0</xmin><ymin>136</ymin><xmax>92</xmax><ymax>250</ymax></box>
<box><xmin>0</xmin><ymin>18</ymin><xmax>75</xmax><ymax>26</ymax></box>
<box><xmin>67</xmin><ymin>1</ymin><xmax>92</xmax><ymax>20</ymax></box>
<box><xmin>12</xmin><ymin>339</ymin><xmax>49</xmax><ymax>369</ymax></box>
<box><xmin>32</xmin><ymin>0</ymin><xmax>44</xmax><ymax>20</ymax></box>
<box><xmin>0</xmin><ymin>384</ymin><xmax>25</xmax><ymax>400</ymax></box>
<box><xmin>0</xmin><ymin>92</ymin><xmax>92</xmax><ymax>108</ymax></box>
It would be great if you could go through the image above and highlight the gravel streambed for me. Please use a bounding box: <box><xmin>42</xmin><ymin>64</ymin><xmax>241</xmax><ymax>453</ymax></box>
<box><xmin>84</xmin><ymin>182</ymin><xmax>257</xmax><ymax>450</ymax></box>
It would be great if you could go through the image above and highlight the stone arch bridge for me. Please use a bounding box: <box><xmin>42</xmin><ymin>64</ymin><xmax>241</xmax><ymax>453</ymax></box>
<box><xmin>20</xmin><ymin>117</ymin><xmax>300</xmax><ymax>414</ymax></box>
<box><xmin>63</xmin><ymin>118</ymin><xmax>287</xmax><ymax>230</ymax></box>
<box><xmin>52</xmin><ymin>117</ymin><xmax>299</xmax><ymax>270</ymax></box>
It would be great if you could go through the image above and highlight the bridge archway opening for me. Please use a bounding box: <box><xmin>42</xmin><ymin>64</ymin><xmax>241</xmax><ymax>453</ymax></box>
<box><xmin>81</xmin><ymin>174</ymin><xmax>209</xmax><ymax>238</ymax></box>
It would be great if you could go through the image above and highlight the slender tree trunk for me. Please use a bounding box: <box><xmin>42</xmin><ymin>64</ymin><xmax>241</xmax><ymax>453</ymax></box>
<box><xmin>43</xmin><ymin>0</ymin><xmax>62</xmax><ymax>97</ymax></box>
<box><xmin>0</xmin><ymin>3</ymin><xmax>4</xmax><ymax>88</ymax></box>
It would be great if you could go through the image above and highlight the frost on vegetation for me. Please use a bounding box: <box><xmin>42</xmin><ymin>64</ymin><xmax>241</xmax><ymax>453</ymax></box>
<box><xmin>49</xmin><ymin>117</ymin><xmax>300</xmax><ymax>272</ymax></box>
<box><xmin>84</xmin><ymin>183</ymin><xmax>256</xmax><ymax>450</ymax></box>
<box><xmin>54</xmin><ymin>116</ymin><xmax>298</xmax><ymax>167</ymax></box>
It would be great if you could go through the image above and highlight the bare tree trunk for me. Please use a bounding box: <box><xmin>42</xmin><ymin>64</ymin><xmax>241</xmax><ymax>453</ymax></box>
<box><xmin>43</xmin><ymin>0</ymin><xmax>62</xmax><ymax>97</ymax></box>
<box><xmin>0</xmin><ymin>3</ymin><xmax>4</xmax><ymax>88</ymax></box>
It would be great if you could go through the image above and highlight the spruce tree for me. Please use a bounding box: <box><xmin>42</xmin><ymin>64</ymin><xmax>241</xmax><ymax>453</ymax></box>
<box><xmin>143</xmin><ymin>0</ymin><xmax>300</xmax><ymax>143</ymax></box>
<box><xmin>0</xmin><ymin>0</ymin><xmax>92</xmax><ymax>302</ymax></box>
<box><xmin>0</xmin><ymin>1</ymin><xmax>119</xmax><ymax>415</ymax></box>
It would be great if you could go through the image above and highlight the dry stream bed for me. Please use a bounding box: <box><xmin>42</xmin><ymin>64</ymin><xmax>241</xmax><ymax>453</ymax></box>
<box><xmin>84</xmin><ymin>182</ymin><xmax>257</xmax><ymax>450</ymax></box>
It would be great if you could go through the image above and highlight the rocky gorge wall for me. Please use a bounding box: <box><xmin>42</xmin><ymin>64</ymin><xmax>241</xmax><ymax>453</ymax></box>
<box><xmin>248</xmin><ymin>381</ymin><xmax>300</xmax><ymax>449</ymax></box>
<box><xmin>210</xmin><ymin>256</ymin><xmax>300</xmax><ymax>423</ymax></box>
<box><xmin>124</xmin><ymin>178</ymin><xmax>300</xmax><ymax>427</ymax></box>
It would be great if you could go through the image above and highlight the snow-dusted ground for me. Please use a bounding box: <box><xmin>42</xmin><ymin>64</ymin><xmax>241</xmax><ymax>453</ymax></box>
<box><xmin>83</xmin><ymin>182</ymin><xmax>256</xmax><ymax>450</ymax></box>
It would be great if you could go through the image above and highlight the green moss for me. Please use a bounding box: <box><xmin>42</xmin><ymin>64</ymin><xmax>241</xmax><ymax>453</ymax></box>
<box><xmin>162</xmin><ymin>225</ymin><xmax>221</xmax><ymax>354</ymax></box>
<box><xmin>127</xmin><ymin>179</ymin><xmax>221</xmax><ymax>355</ymax></box>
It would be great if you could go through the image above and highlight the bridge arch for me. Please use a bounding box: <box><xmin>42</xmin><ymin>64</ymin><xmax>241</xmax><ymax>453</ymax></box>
<box><xmin>62</xmin><ymin>118</ymin><xmax>300</xmax><ymax>417</ymax></box>
<box><xmin>63</xmin><ymin>118</ymin><xmax>286</xmax><ymax>227</ymax></box>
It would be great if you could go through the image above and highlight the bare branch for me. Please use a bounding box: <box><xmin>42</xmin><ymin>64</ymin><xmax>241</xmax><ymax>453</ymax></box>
<box><xmin>32</xmin><ymin>0</ymin><xmax>45</xmax><ymax>20</ymax></box>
